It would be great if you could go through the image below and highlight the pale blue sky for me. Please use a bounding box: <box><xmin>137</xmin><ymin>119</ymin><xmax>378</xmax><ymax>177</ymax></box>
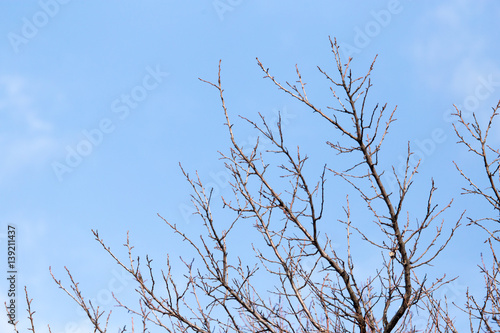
<box><xmin>1</xmin><ymin>1</ymin><xmax>499</xmax><ymax>331</ymax></box>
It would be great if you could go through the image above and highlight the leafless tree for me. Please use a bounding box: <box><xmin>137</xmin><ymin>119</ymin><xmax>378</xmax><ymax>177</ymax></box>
<box><xmin>452</xmin><ymin>101</ymin><xmax>500</xmax><ymax>332</ymax></box>
<box><xmin>8</xmin><ymin>38</ymin><xmax>476</xmax><ymax>332</ymax></box>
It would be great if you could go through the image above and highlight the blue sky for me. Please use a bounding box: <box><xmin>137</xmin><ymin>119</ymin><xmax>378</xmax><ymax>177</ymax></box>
<box><xmin>1</xmin><ymin>0</ymin><xmax>499</xmax><ymax>331</ymax></box>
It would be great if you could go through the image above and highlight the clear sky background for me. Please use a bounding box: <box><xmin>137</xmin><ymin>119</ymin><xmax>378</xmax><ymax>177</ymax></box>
<box><xmin>1</xmin><ymin>1</ymin><xmax>499</xmax><ymax>331</ymax></box>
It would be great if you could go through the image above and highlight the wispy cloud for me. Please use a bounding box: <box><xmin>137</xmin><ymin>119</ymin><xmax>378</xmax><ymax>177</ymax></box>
<box><xmin>0</xmin><ymin>75</ymin><xmax>58</xmax><ymax>181</ymax></box>
<box><xmin>410</xmin><ymin>2</ymin><xmax>500</xmax><ymax>97</ymax></box>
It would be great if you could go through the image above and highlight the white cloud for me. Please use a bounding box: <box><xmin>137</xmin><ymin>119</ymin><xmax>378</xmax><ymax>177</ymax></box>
<box><xmin>432</xmin><ymin>4</ymin><xmax>460</xmax><ymax>28</ymax></box>
<box><xmin>0</xmin><ymin>75</ymin><xmax>54</xmax><ymax>132</ymax></box>
<box><xmin>409</xmin><ymin>2</ymin><xmax>500</xmax><ymax>96</ymax></box>
<box><xmin>0</xmin><ymin>75</ymin><xmax>58</xmax><ymax>181</ymax></box>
